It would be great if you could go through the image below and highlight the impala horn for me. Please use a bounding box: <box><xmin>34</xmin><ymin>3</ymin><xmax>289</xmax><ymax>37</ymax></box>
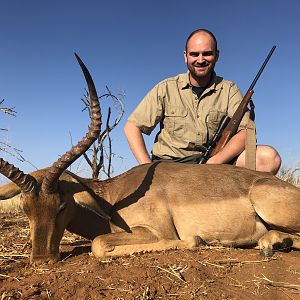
<box><xmin>0</xmin><ymin>158</ymin><xmax>37</xmax><ymax>193</ymax></box>
<box><xmin>42</xmin><ymin>54</ymin><xmax>102</xmax><ymax>194</ymax></box>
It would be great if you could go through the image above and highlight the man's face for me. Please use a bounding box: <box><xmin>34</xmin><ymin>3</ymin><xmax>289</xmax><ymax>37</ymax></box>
<box><xmin>184</xmin><ymin>32</ymin><xmax>219</xmax><ymax>85</ymax></box>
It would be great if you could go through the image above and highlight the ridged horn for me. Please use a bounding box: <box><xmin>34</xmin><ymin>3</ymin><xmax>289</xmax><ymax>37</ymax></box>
<box><xmin>0</xmin><ymin>158</ymin><xmax>37</xmax><ymax>193</ymax></box>
<box><xmin>41</xmin><ymin>54</ymin><xmax>102</xmax><ymax>194</ymax></box>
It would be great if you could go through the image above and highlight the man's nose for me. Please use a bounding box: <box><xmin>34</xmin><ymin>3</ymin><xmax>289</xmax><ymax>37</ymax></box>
<box><xmin>197</xmin><ymin>54</ymin><xmax>204</xmax><ymax>63</ymax></box>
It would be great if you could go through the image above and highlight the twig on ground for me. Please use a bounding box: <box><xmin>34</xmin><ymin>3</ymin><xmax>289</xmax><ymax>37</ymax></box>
<box><xmin>155</xmin><ymin>265</ymin><xmax>188</xmax><ymax>282</ymax></box>
<box><xmin>0</xmin><ymin>273</ymin><xmax>20</xmax><ymax>281</ymax></box>
<box><xmin>255</xmin><ymin>274</ymin><xmax>300</xmax><ymax>291</ymax></box>
<box><xmin>216</xmin><ymin>257</ymin><xmax>277</xmax><ymax>265</ymax></box>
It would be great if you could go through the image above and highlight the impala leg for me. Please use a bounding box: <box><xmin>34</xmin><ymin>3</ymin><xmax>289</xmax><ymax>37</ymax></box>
<box><xmin>91</xmin><ymin>226</ymin><xmax>200</xmax><ymax>258</ymax></box>
<box><xmin>258</xmin><ymin>230</ymin><xmax>300</xmax><ymax>257</ymax></box>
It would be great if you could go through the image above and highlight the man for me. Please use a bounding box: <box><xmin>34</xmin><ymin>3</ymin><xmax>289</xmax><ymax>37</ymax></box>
<box><xmin>124</xmin><ymin>29</ymin><xmax>281</xmax><ymax>174</ymax></box>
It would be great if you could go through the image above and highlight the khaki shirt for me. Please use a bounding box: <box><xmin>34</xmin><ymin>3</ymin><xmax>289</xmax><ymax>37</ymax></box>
<box><xmin>128</xmin><ymin>72</ymin><xmax>252</xmax><ymax>159</ymax></box>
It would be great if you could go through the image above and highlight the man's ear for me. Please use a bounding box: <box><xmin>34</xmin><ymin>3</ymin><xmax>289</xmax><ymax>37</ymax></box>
<box><xmin>215</xmin><ymin>50</ymin><xmax>220</xmax><ymax>62</ymax></box>
<box><xmin>183</xmin><ymin>51</ymin><xmax>187</xmax><ymax>63</ymax></box>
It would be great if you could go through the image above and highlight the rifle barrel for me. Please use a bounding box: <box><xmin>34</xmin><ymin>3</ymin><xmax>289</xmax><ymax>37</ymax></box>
<box><xmin>248</xmin><ymin>45</ymin><xmax>276</xmax><ymax>91</ymax></box>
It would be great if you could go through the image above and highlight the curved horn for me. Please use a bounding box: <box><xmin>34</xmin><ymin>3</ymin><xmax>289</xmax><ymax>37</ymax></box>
<box><xmin>0</xmin><ymin>158</ymin><xmax>37</xmax><ymax>193</ymax></box>
<box><xmin>42</xmin><ymin>54</ymin><xmax>102</xmax><ymax>194</ymax></box>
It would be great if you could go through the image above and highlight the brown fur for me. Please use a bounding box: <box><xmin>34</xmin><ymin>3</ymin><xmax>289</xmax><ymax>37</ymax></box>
<box><xmin>1</xmin><ymin>162</ymin><xmax>299</xmax><ymax>263</ymax></box>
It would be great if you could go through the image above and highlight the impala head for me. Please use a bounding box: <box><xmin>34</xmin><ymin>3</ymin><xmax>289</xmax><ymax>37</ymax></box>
<box><xmin>0</xmin><ymin>54</ymin><xmax>102</xmax><ymax>264</ymax></box>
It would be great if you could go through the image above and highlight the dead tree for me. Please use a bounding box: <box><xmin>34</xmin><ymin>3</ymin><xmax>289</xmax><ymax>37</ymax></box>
<box><xmin>81</xmin><ymin>87</ymin><xmax>124</xmax><ymax>178</ymax></box>
<box><xmin>0</xmin><ymin>99</ymin><xmax>21</xmax><ymax>160</ymax></box>
<box><xmin>0</xmin><ymin>100</ymin><xmax>37</xmax><ymax>170</ymax></box>
<box><xmin>0</xmin><ymin>99</ymin><xmax>16</xmax><ymax>118</ymax></box>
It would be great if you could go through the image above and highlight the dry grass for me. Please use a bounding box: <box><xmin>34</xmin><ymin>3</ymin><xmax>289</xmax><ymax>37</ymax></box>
<box><xmin>0</xmin><ymin>215</ymin><xmax>30</xmax><ymax>268</ymax></box>
<box><xmin>0</xmin><ymin>195</ymin><xmax>23</xmax><ymax>214</ymax></box>
<box><xmin>278</xmin><ymin>166</ymin><xmax>300</xmax><ymax>187</ymax></box>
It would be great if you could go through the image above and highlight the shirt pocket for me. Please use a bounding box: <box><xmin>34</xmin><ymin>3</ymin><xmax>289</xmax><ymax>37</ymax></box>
<box><xmin>164</xmin><ymin>106</ymin><xmax>188</xmax><ymax>138</ymax></box>
<box><xmin>206</xmin><ymin>110</ymin><xmax>227</xmax><ymax>140</ymax></box>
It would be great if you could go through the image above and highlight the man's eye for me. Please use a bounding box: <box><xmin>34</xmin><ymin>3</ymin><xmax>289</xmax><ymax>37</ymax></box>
<box><xmin>189</xmin><ymin>51</ymin><xmax>214</xmax><ymax>57</ymax></box>
<box><xmin>202</xmin><ymin>51</ymin><xmax>214</xmax><ymax>56</ymax></box>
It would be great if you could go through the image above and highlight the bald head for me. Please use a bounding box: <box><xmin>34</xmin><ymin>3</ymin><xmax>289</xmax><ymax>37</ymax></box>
<box><xmin>185</xmin><ymin>29</ymin><xmax>218</xmax><ymax>52</ymax></box>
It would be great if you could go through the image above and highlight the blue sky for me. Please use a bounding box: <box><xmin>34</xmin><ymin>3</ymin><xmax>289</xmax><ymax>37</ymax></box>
<box><xmin>1</xmin><ymin>0</ymin><xmax>299</xmax><ymax>179</ymax></box>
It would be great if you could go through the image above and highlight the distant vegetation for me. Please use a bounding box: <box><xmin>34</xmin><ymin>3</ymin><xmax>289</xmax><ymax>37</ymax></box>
<box><xmin>277</xmin><ymin>166</ymin><xmax>300</xmax><ymax>187</ymax></box>
<box><xmin>0</xmin><ymin>99</ymin><xmax>33</xmax><ymax>171</ymax></box>
<box><xmin>80</xmin><ymin>87</ymin><xmax>125</xmax><ymax>179</ymax></box>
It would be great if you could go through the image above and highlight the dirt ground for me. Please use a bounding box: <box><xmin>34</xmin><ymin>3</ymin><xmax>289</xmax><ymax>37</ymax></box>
<box><xmin>0</xmin><ymin>213</ymin><xmax>299</xmax><ymax>300</ymax></box>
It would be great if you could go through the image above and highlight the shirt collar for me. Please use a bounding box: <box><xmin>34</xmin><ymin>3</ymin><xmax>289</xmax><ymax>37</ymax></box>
<box><xmin>179</xmin><ymin>71</ymin><xmax>221</xmax><ymax>92</ymax></box>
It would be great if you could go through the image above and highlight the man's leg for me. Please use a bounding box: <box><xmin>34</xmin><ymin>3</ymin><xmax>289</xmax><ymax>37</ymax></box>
<box><xmin>236</xmin><ymin>145</ymin><xmax>281</xmax><ymax>174</ymax></box>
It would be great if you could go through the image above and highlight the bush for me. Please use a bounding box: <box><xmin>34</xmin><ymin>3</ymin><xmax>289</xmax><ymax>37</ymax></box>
<box><xmin>277</xmin><ymin>166</ymin><xmax>300</xmax><ymax>187</ymax></box>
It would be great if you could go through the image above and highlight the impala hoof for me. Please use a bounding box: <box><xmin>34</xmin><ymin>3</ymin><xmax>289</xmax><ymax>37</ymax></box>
<box><xmin>30</xmin><ymin>253</ymin><xmax>61</xmax><ymax>264</ymax></box>
<box><xmin>91</xmin><ymin>237</ymin><xmax>115</xmax><ymax>258</ymax></box>
<box><xmin>260</xmin><ymin>247</ymin><xmax>273</xmax><ymax>257</ymax></box>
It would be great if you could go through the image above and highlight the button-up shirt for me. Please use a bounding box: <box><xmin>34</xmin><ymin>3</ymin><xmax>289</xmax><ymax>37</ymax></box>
<box><xmin>128</xmin><ymin>72</ymin><xmax>251</xmax><ymax>159</ymax></box>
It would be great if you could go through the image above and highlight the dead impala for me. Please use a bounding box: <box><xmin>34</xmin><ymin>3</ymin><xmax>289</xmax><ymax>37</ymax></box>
<box><xmin>0</xmin><ymin>55</ymin><xmax>299</xmax><ymax>264</ymax></box>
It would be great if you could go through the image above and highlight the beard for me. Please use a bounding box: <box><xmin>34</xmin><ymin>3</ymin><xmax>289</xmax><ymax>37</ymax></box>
<box><xmin>187</xmin><ymin>62</ymin><xmax>215</xmax><ymax>82</ymax></box>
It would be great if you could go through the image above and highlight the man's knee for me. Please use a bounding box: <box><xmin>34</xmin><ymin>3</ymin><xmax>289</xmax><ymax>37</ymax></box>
<box><xmin>256</xmin><ymin>145</ymin><xmax>281</xmax><ymax>174</ymax></box>
<box><xmin>236</xmin><ymin>145</ymin><xmax>281</xmax><ymax>174</ymax></box>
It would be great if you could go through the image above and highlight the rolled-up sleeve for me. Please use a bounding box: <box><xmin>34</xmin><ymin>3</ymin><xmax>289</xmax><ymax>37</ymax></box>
<box><xmin>128</xmin><ymin>84</ymin><xmax>164</xmax><ymax>135</ymax></box>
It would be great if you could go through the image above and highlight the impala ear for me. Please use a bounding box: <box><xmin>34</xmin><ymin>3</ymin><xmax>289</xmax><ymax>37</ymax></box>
<box><xmin>79</xmin><ymin>202</ymin><xmax>111</xmax><ymax>221</ymax></box>
<box><xmin>73</xmin><ymin>190</ymin><xmax>111</xmax><ymax>221</ymax></box>
<box><xmin>0</xmin><ymin>182</ymin><xmax>21</xmax><ymax>199</ymax></box>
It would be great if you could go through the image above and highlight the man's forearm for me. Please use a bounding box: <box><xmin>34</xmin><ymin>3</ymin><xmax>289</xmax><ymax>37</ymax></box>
<box><xmin>206</xmin><ymin>130</ymin><xmax>246</xmax><ymax>164</ymax></box>
<box><xmin>124</xmin><ymin>121</ymin><xmax>152</xmax><ymax>164</ymax></box>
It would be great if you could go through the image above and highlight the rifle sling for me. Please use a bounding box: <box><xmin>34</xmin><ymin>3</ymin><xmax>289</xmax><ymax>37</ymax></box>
<box><xmin>245</xmin><ymin>100</ymin><xmax>256</xmax><ymax>170</ymax></box>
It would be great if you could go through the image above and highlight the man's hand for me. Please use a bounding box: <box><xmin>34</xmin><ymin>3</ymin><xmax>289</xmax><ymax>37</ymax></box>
<box><xmin>206</xmin><ymin>130</ymin><xmax>246</xmax><ymax>164</ymax></box>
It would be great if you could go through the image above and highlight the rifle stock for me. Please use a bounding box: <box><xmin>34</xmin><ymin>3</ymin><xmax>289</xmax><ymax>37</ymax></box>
<box><xmin>209</xmin><ymin>46</ymin><xmax>276</xmax><ymax>158</ymax></box>
<box><xmin>211</xmin><ymin>89</ymin><xmax>254</xmax><ymax>156</ymax></box>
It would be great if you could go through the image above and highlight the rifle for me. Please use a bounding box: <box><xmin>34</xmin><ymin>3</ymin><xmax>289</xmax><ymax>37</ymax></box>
<box><xmin>198</xmin><ymin>45</ymin><xmax>276</xmax><ymax>164</ymax></box>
